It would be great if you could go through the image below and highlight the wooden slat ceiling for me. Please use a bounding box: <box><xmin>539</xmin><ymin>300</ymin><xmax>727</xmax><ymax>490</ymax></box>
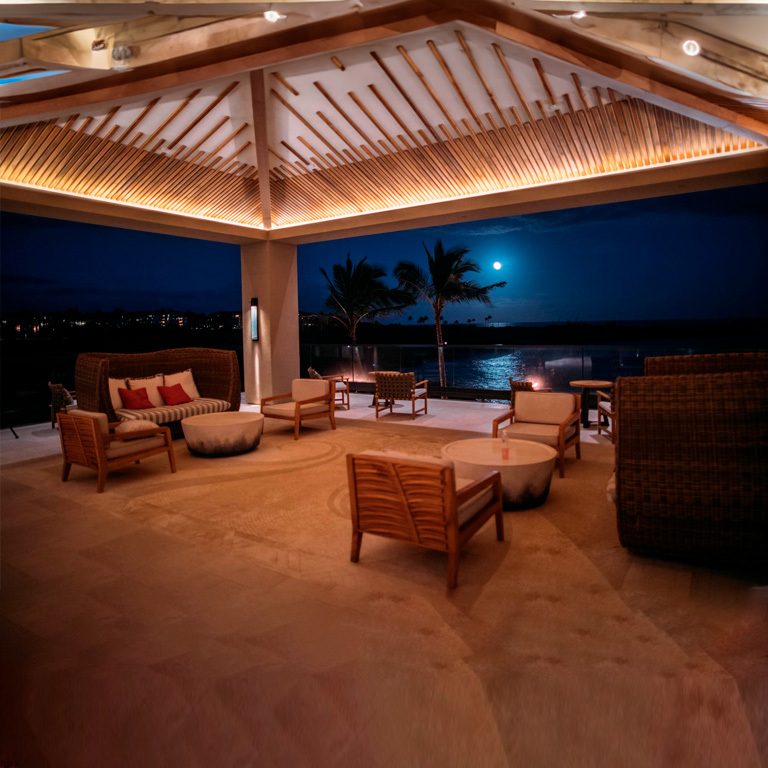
<box><xmin>1</xmin><ymin>20</ymin><xmax>764</xmax><ymax>229</ymax></box>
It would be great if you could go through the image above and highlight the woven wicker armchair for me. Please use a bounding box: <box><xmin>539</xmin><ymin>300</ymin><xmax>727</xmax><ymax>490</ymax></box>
<box><xmin>374</xmin><ymin>372</ymin><xmax>428</xmax><ymax>419</ymax></box>
<box><xmin>58</xmin><ymin>410</ymin><xmax>176</xmax><ymax>493</ymax></box>
<box><xmin>614</xmin><ymin>371</ymin><xmax>768</xmax><ymax>563</ymax></box>
<box><xmin>644</xmin><ymin>352</ymin><xmax>768</xmax><ymax>376</ymax></box>
<box><xmin>346</xmin><ymin>451</ymin><xmax>504</xmax><ymax>588</ymax></box>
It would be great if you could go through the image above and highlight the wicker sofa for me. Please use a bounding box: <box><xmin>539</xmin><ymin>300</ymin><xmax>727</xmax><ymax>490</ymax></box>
<box><xmin>613</xmin><ymin>370</ymin><xmax>768</xmax><ymax>564</ymax></box>
<box><xmin>75</xmin><ymin>348</ymin><xmax>241</xmax><ymax>429</ymax></box>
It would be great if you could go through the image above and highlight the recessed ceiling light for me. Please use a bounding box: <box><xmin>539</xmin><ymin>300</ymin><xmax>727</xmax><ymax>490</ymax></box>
<box><xmin>682</xmin><ymin>39</ymin><xmax>701</xmax><ymax>56</ymax></box>
<box><xmin>264</xmin><ymin>10</ymin><xmax>286</xmax><ymax>22</ymax></box>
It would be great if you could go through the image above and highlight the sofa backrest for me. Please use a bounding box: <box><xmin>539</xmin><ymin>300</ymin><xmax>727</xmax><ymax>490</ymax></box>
<box><xmin>644</xmin><ymin>352</ymin><xmax>768</xmax><ymax>376</ymax></box>
<box><xmin>515</xmin><ymin>392</ymin><xmax>576</xmax><ymax>425</ymax></box>
<box><xmin>75</xmin><ymin>348</ymin><xmax>241</xmax><ymax>420</ymax></box>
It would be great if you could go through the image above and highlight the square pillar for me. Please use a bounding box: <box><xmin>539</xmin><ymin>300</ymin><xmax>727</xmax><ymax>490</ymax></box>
<box><xmin>241</xmin><ymin>240</ymin><xmax>299</xmax><ymax>403</ymax></box>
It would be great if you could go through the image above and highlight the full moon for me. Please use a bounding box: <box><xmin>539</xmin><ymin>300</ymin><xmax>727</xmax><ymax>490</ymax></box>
<box><xmin>493</xmin><ymin>261</ymin><xmax>502</xmax><ymax>270</ymax></box>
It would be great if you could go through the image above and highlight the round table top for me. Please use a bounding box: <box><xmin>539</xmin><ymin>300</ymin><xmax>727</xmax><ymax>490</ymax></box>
<box><xmin>442</xmin><ymin>437</ymin><xmax>556</xmax><ymax>468</ymax></box>
<box><xmin>570</xmin><ymin>380</ymin><xmax>613</xmax><ymax>388</ymax></box>
<box><xmin>181</xmin><ymin>411</ymin><xmax>264</xmax><ymax>426</ymax></box>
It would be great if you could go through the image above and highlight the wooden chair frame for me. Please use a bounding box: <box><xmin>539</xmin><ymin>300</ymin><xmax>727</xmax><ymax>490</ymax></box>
<box><xmin>347</xmin><ymin>452</ymin><xmax>504</xmax><ymax>588</ymax></box>
<box><xmin>596</xmin><ymin>389</ymin><xmax>615</xmax><ymax>442</ymax></box>
<box><xmin>492</xmin><ymin>394</ymin><xmax>581</xmax><ymax>478</ymax></box>
<box><xmin>260</xmin><ymin>386</ymin><xmax>336</xmax><ymax>440</ymax></box>
<box><xmin>374</xmin><ymin>372</ymin><xmax>428</xmax><ymax>419</ymax></box>
<box><xmin>58</xmin><ymin>412</ymin><xmax>176</xmax><ymax>493</ymax></box>
<box><xmin>323</xmin><ymin>374</ymin><xmax>350</xmax><ymax>409</ymax></box>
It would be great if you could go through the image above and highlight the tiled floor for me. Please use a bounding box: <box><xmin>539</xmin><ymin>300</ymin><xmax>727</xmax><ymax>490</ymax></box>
<box><xmin>0</xmin><ymin>393</ymin><xmax>610</xmax><ymax>466</ymax></box>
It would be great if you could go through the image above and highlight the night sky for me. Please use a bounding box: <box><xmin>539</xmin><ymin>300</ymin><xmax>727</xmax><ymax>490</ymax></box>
<box><xmin>2</xmin><ymin>181</ymin><xmax>766</xmax><ymax>323</ymax></box>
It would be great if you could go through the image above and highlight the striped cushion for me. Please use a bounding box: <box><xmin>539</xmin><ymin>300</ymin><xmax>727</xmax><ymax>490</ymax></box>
<box><xmin>115</xmin><ymin>398</ymin><xmax>230</xmax><ymax>424</ymax></box>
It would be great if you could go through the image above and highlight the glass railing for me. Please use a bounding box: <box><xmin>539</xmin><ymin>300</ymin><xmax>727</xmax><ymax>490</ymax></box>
<box><xmin>301</xmin><ymin>342</ymin><xmax>754</xmax><ymax>395</ymax></box>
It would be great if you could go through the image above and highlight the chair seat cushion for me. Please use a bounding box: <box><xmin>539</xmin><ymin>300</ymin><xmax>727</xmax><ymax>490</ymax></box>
<box><xmin>414</xmin><ymin>388</ymin><xmax>427</xmax><ymax>397</ymax></box>
<box><xmin>115</xmin><ymin>398</ymin><xmax>230</xmax><ymax>424</ymax></box>
<box><xmin>456</xmin><ymin>476</ymin><xmax>494</xmax><ymax>525</ymax></box>
<box><xmin>505</xmin><ymin>422</ymin><xmax>577</xmax><ymax>446</ymax></box>
<box><xmin>333</xmin><ymin>381</ymin><xmax>347</xmax><ymax>391</ymax></box>
<box><xmin>105</xmin><ymin>435</ymin><xmax>167</xmax><ymax>459</ymax></box>
<box><xmin>262</xmin><ymin>401</ymin><xmax>328</xmax><ymax>417</ymax></box>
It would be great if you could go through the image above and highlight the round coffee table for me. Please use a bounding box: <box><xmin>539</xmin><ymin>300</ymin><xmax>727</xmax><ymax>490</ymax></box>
<box><xmin>182</xmin><ymin>412</ymin><xmax>264</xmax><ymax>457</ymax></box>
<box><xmin>441</xmin><ymin>438</ymin><xmax>557</xmax><ymax>510</ymax></box>
<box><xmin>570</xmin><ymin>379</ymin><xmax>613</xmax><ymax>428</ymax></box>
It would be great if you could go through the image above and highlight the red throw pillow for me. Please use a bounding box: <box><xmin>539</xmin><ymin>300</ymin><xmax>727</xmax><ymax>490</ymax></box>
<box><xmin>118</xmin><ymin>387</ymin><xmax>155</xmax><ymax>410</ymax></box>
<box><xmin>158</xmin><ymin>382</ymin><xmax>193</xmax><ymax>406</ymax></box>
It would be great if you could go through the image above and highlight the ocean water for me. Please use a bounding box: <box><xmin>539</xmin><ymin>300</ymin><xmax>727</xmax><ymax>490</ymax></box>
<box><xmin>303</xmin><ymin>342</ymin><xmax>735</xmax><ymax>393</ymax></box>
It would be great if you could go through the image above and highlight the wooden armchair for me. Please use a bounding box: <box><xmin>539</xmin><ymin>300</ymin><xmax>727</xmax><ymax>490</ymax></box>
<box><xmin>261</xmin><ymin>378</ymin><xmax>336</xmax><ymax>439</ymax></box>
<box><xmin>307</xmin><ymin>367</ymin><xmax>350</xmax><ymax>409</ymax></box>
<box><xmin>492</xmin><ymin>391</ymin><xmax>581</xmax><ymax>478</ymax></box>
<box><xmin>374</xmin><ymin>372</ymin><xmax>428</xmax><ymax>419</ymax></box>
<box><xmin>346</xmin><ymin>451</ymin><xmax>504</xmax><ymax>588</ymax></box>
<box><xmin>58</xmin><ymin>410</ymin><xmax>176</xmax><ymax>493</ymax></box>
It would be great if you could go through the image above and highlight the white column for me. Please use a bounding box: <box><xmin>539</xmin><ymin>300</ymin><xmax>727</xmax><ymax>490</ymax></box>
<box><xmin>240</xmin><ymin>240</ymin><xmax>299</xmax><ymax>403</ymax></box>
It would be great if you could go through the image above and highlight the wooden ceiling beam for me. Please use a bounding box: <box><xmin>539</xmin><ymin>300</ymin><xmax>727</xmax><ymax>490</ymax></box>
<box><xmin>267</xmin><ymin>148</ymin><xmax>768</xmax><ymax>243</ymax></box>
<box><xmin>250</xmin><ymin>69</ymin><xmax>272</xmax><ymax>229</ymax></box>
<box><xmin>0</xmin><ymin>181</ymin><xmax>267</xmax><ymax>244</ymax></box>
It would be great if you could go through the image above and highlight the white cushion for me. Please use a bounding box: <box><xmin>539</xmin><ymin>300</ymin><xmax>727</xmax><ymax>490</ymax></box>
<box><xmin>115</xmin><ymin>419</ymin><xmax>158</xmax><ymax>434</ymax></box>
<box><xmin>105</xmin><ymin>435</ymin><xmax>166</xmax><ymax>459</ymax></box>
<box><xmin>333</xmin><ymin>380</ymin><xmax>347</xmax><ymax>391</ymax></box>
<box><xmin>515</xmin><ymin>392</ymin><xmax>576</xmax><ymax>425</ymax></box>
<box><xmin>164</xmin><ymin>369</ymin><xmax>201</xmax><ymax>400</ymax></box>
<box><xmin>503</xmin><ymin>422</ymin><xmax>577</xmax><ymax>447</ymax></box>
<box><xmin>115</xmin><ymin>398</ymin><xmax>230</xmax><ymax>424</ymax></box>
<box><xmin>414</xmin><ymin>388</ymin><xmax>427</xmax><ymax>397</ymax></box>
<box><xmin>262</xmin><ymin>401</ymin><xmax>328</xmax><ymax>417</ymax></box>
<box><xmin>109</xmin><ymin>378</ymin><xmax>126</xmax><ymax>410</ymax></box>
<box><xmin>127</xmin><ymin>374</ymin><xmax>165</xmax><ymax>408</ymax></box>
<box><xmin>291</xmin><ymin>378</ymin><xmax>330</xmax><ymax>401</ymax></box>
<box><xmin>456</xmin><ymin>476</ymin><xmax>495</xmax><ymax>526</ymax></box>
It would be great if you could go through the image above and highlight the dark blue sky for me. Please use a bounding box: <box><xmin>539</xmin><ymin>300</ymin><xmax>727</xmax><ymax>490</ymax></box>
<box><xmin>2</xmin><ymin>181</ymin><xmax>766</xmax><ymax>323</ymax></box>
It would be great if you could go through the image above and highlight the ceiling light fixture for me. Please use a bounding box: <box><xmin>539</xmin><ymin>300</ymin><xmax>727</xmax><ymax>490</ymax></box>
<box><xmin>682</xmin><ymin>39</ymin><xmax>701</xmax><ymax>56</ymax></box>
<box><xmin>264</xmin><ymin>9</ymin><xmax>286</xmax><ymax>22</ymax></box>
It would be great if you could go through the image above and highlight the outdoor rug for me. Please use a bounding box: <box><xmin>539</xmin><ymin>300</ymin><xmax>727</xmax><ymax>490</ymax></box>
<box><xmin>1</xmin><ymin>420</ymin><xmax>766</xmax><ymax>768</ymax></box>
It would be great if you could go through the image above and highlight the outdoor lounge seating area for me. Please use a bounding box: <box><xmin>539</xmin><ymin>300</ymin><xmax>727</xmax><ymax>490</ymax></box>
<box><xmin>2</xmin><ymin>390</ymin><xmax>766</xmax><ymax>766</ymax></box>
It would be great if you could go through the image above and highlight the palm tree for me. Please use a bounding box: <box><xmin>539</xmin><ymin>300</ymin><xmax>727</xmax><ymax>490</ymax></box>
<box><xmin>320</xmin><ymin>254</ymin><xmax>408</xmax><ymax>377</ymax></box>
<box><xmin>394</xmin><ymin>240</ymin><xmax>506</xmax><ymax>386</ymax></box>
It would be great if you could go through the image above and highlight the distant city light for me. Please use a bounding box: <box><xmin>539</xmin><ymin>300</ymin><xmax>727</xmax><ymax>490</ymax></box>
<box><xmin>493</xmin><ymin>261</ymin><xmax>502</xmax><ymax>270</ymax></box>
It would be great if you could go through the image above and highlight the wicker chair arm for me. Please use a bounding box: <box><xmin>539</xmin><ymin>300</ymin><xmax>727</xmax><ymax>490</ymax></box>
<box><xmin>454</xmin><ymin>470</ymin><xmax>501</xmax><ymax>505</ymax></box>
<box><xmin>491</xmin><ymin>408</ymin><xmax>515</xmax><ymax>437</ymax></box>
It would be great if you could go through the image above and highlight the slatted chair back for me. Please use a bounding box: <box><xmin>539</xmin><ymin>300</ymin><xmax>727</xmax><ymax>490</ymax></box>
<box><xmin>348</xmin><ymin>452</ymin><xmax>456</xmax><ymax>551</ymax></box>
<box><xmin>347</xmin><ymin>450</ymin><xmax>504</xmax><ymax>587</ymax></box>
<box><xmin>58</xmin><ymin>410</ymin><xmax>108</xmax><ymax>470</ymax></box>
